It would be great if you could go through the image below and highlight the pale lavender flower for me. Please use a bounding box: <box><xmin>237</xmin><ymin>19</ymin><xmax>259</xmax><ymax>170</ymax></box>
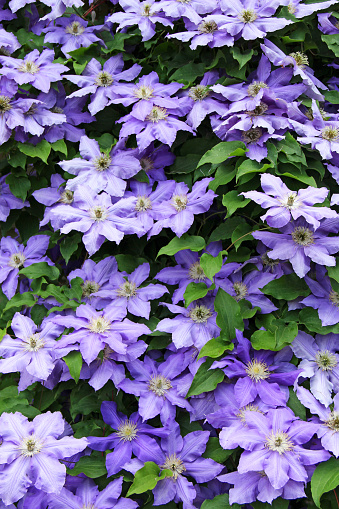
<box><xmin>14</xmin><ymin>98</ymin><xmax>66</xmax><ymax>140</ymax></box>
<box><xmin>32</xmin><ymin>174</ymin><xmax>74</xmax><ymax>230</ymax></box>
<box><xmin>242</xmin><ymin>174</ymin><xmax>336</xmax><ymax>229</ymax></box>
<box><xmin>167</xmin><ymin>15</ymin><xmax>234</xmax><ymax>50</ymax></box>
<box><xmin>0</xmin><ymin>78</ymin><xmax>26</xmax><ymax>145</ymax></box>
<box><xmin>131</xmin><ymin>143</ymin><xmax>175</xmax><ymax>182</ymax></box>
<box><xmin>0</xmin><ymin>26</ymin><xmax>20</xmax><ymax>54</ymax></box>
<box><xmin>0</xmin><ymin>411</ymin><xmax>88</xmax><ymax>505</ymax></box>
<box><xmin>301</xmin><ymin>266</ymin><xmax>339</xmax><ymax>326</ymax></box>
<box><xmin>0</xmin><ymin>49</ymin><xmax>68</xmax><ymax>93</ymax></box>
<box><xmin>9</xmin><ymin>0</ymin><xmax>84</xmax><ymax>18</ymax></box>
<box><xmin>318</xmin><ymin>12</ymin><xmax>339</xmax><ymax>34</ymax></box>
<box><xmin>0</xmin><ymin>0</ymin><xmax>16</xmax><ymax>20</ymax></box>
<box><xmin>283</xmin><ymin>0</ymin><xmax>336</xmax><ymax>18</ymax></box>
<box><xmin>0</xmin><ymin>174</ymin><xmax>28</xmax><ymax>222</ymax></box>
<box><xmin>157</xmin><ymin>0</ymin><xmax>217</xmax><ymax>23</ymax></box>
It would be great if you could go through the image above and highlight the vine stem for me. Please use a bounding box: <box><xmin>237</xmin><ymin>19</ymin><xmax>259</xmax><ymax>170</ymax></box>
<box><xmin>334</xmin><ymin>489</ymin><xmax>339</xmax><ymax>508</ymax></box>
<box><xmin>224</xmin><ymin>227</ymin><xmax>271</xmax><ymax>252</ymax></box>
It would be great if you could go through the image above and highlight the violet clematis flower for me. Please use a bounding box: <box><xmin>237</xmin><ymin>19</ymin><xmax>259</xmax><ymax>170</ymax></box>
<box><xmin>9</xmin><ymin>0</ymin><xmax>84</xmax><ymax>19</ymax></box>
<box><xmin>282</xmin><ymin>0</ymin><xmax>336</xmax><ymax>18</ymax></box>
<box><xmin>301</xmin><ymin>266</ymin><xmax>339</xmax><ymax>326</ymax></box>
<box><xmin>291</xmin><ymin>331</ymin><xmax>339</xmax><ymax>407</ymax></box>
<box><xmin>156</xmin><ymin>299</ymin><xmax>220</xmax><ymax>350</ymax></box>
<box><xmin>32</xmin><ymin>174</ymin><xmax>74</xmax><ymax>230</ymax></box>
<box><xmin>0</xmin><ymin>26</ymin><xmax>20</xmax><ymax>54</ymax></box>
<box><xmin>131</xmin><ymin>142</ymin><xmax>175</xmax><ymax>183</ymax></box>
<box><xmin>0</xmin><ymin>411</ymin><xmax>88</xmax><ymax>505</ymax></box>
<box><xmin>14</xmin><ymin>98</ymin><xmax>66</xmax><ymax>140</ymax></box>
<box><xmin>157</xmin><ymin>0</ymin><xmax>217</xmax><ymax>23</ymax></box>
<box><xmin>66</xmin><ymin>55</ymin><xmax>141</xmax><ymax>115</ymax></box>
<box><xmin>0</xmin><ymin>49</ymin><xmax>68</xmax><ymax>93</ymax></box>
<box><xmin>0</xmin><ymin>174</ymin><xmax>28</xmax><ymax>222</ymax></box>
<box><xmin>318</xmin><ymin>12</ymin><xmax>339</xmax><ymax>34</ymax></box>
<box><xmin>48</xmin><ymin>477</ymin><xmax>138</xmax><ymax>509</ymax></box>
<box><xmin>50</xmin><ymin>187</ymin><xmax>144</xmax><ymax>255</ymax></box>
<box><xmin>0</xmin><ymin>0</ymin><xmax>16</xmax><ymax>20</ymax></box>
<box><xmin>223</xmin><ymin>407</ymin><xmax>330</xmax><ymax>491</ymax></box>
<box><xmin>126</xmin><ymin>422</ymin><xmax>223</xmax><ymax>508</ymax></box>
<box><xmin>99</xmin><ymin>262</ymin><xmax>168</xmax><ymax>319</ymax></box>
<box><xmin>105</xmin><ymin>0</ymin><xmax>173</xmax><ymax>41</ymax></box>
<box><xmin>167</xmin><ymin>15</ymin><xmax>234</xmax><ymax>50</ymax></box>
<box><xmin>242</xmin><ymin>174</ymin><xmax>336</xmax><ymax>229</ymax></box>
<box><xmin>52</xmin><ymin>303</ymin><xmax>150</xmax><ymax>365</ymax></box>
<box><xmin>43</xmin><ymin>15</ymin><xmax>103</xmax><ymax>58</ymax></box>
<box><xmin>59</xmin><ymin>136</ymin><xmax>141</xmax><ymax>197</ymax></box>
<box><xmin>149</xmin><ymin>178</ymin><xmax>216</xmax><ymax>238</ymax></box>
<box><xmin>88</xmin><ymin>401</ymin><xmax>170</xmax><ymax>475</ymax></box>
<box><xmin>0</xmin><ymin>235</ymin><xmax>51</xmax><ymax>300</ymax></box>
<box><xmin>0</xmin><ymin>312</ymin><xmax>63</xmax><ymax>381</ymax></box>
<box><xmin>253</xmin><ymin>218</ymin><xmax>339</xmax><ymax>278</ymax></box>
<box><xmin>211</xmin><ymin>335</ymin><xmax>300</xmax><ymax>407</ymax></box>
<box><xmin>0</xmin><ymin>78</ymin><xmax>27</xmax><ymax>145</ymax></box>
<box><xmin>118</xmin><ymin>354</ymin><xmax>193</xmax><ymax>423</ymax></box>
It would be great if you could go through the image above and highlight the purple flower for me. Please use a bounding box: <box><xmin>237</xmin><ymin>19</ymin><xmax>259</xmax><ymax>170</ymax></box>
<box><xmin>88</xmin><ymin>401</ymin><xmax>170</xmax><ymax>475</ymax></box>
<box><xmin>99</xmin><ymin>262</ymin><xmax>168</xmax><ymax>319</ymax></box>
<box><xmin>301</xmin><ymin>266</ymin><xmax>339</xmax><ymax>326</ymax></box>
<box><xmin>0</xmin><ymin>78</ymin><xmax>27</xmax><ymax>145</ymax></box>
<box><xmin>0</xmin><ymin>235</ymin><xmax>51</xmax><ymax>299</ymax></box>
<box><xmin>127</xmin><ymin>422</ymin><xmax>223</xmax><ymax>508</ymax></box>
<box><xmin>43</xmin><ymin>15</ymin><xmax>103</xmax><ymax>58</ymax></box>
<box><xmin>157</xmin><ymin>0</ymin><xmax>217</xmax><ymax>23</ymax></box>
<box><xmin>131</xmin><ymin>143</ymin><xmax>175</xmax><ymax>183</ymax></box>
<box><xmin>14</xmin><ymin>98</ymin><xmax>66</xmax><ymax>140</ymax></box>
<box><xmin>50</xmin><ymin>187</ymin><xmax>144</xmax><ymax>255</ymax></box>
<box><xmin>149</xmin><ymin>178</ymin><xmax>216</xmax><ymax>238</ymax></box>
<box><xmin>156</xmin><ymin>299</ymin><xmax>220</xmax><ymax>350</ymax></box>
<box><xmin>48</xmin><ymin>476</ymin><xmax>137</xmax><ymax>509</ymax></box>
<box><xmin>212</xmin><ymin>334</ymin><xmax>299</xmax><ymax>407</ymax></box>
<box><xmin>0</xmin><ymin>411</ymin><xmax>88</xmax><ymax>505</ymax></box>
<box><xmin>218</xmin><ymin>0</ymin><xmax>292</xmax><ymax>40</ymax></box>
<box><xmin>318</xmin><ymin>12</ymin><xmax>339</xmax><ymax>34</ymax></box>
<box><xmin>9</xmin><ymin>0</ymin><xmax>84</xmax><ymax>19</ymax></box>
<box><xmin>167</xmin><ymin>15</ymin><xmax>234</xmax><ymax>50</ymax></box>
<box><xmin>59</xmin><ymin>136</ymin><xmax>141</xmax><ymax>197</ymax></box>
<box><xmin>0</xmin><ymin>26</ymin><xmax>20</xmax><ymax>54</ymax></box>
<box><xmin>66</xmin><ymin>55</ymin><xmax>141</xmax><ymax>115</ymax></box>
<box><xmin>282</xmin><ymin>0</ymin><xmax>336</xmax><ymax>18</ymax></box>
<box><xmin>0</xmin><ymin>174</ymin><xmax>27</xmax><ymax>222</ymax></box>
<box><xmin>253</xmin><ymin>218</ymin><xmax>339</xmax><ymax>278</ymax></box>
<box><xmin>242</xmin><ymin>174</ymin><xmax>336</xmax><ymax>229</ymax></box>
<box><xmin>106</xmin><ymin>0</ymin><xmax>173</xmax><ymax>41</ymax></box>
<box><xmin>291</xmin><ymin>331</ymin><xmax>339</xmax><ymax>406</ymax></box>
<box><xmin>53</xmin><ymin>303</ymin><xmax>150</xmax><ymax>365</ymax></box>
<box><xmin>32</xmin><ymin>174</ymin><xmax>74</xmax><ymax>230</ymax></box>
<box><xmin>118</xmin><ymin>354</ymin><xmax>192</xmax><ymax>423</ymax></box>
<box><xmin>223</xmin><ymin>407</ymin><xmax>330</xmax><ymax>490</ymax></box>
<box><xmin>0</xmin><ymin>49</ymin><xmax>68</xmax><ymax>93</ymax></box>
<box><xmin>0</xmin><ymin>312</ymin><xmax>63</xmax><ymax>381</ymax></box>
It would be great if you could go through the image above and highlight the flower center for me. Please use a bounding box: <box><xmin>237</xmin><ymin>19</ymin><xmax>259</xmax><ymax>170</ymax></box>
<box><xmin>117</xmin><ymin>281</ymin><xmax>137</xmax><ymax>298</ymax></box>
<box><xmin>65</xmin><ymin>21</ymin><xmax>85</xmax><ymax>36</ymax></box>
<box><xmin>336</xmin><ymin>21</ymin><xmax>339</xmax><ymax>30</ymax></box>
<box><xmin>245</xmin><ymin>359</ymin><xmax>270</xmax><ymax>382</ymax></box>
<box><xmin>89</xmin><ymin>206</ymin><xmax>108</xmax><ymax>221</ymax></box>
<box><xmin>279</xmin><ymin>192</ymin><xmax>300</xmax><ymax>210</ymax></box>
<box><xmin>176</xmin><ymin>0</ymin><xmax>191</xmax><ymax>2</ymax></box>
<box><xmin>287</xmin><ymin>2</ymin><xmax>296</xmax><ymax>13</ymax></box>
<box><xmin>18</xmin><ymin>60</ymin><xmax>39</xmax><ymax>74</ymax></box>
<box><xmin>265</xmin><ymin>431</ymin><xmax>294</xmax><ymax>454</ymax></box>
<box><xmin>51</xmin><ymin>106</ymin><xmax>64</xmax><ymax>114</ymax></box>
<box><xmin>246</xmin><ymin>102</ymin><xmax>268</xmax><ymax>116</ymax></box>
<box><xmin>20</xmin><ymin>436</ymin><xmax>42</xmax><ymax>457</ymax></box>
<box><xmin>88</xmin><ymin>316</ymin><xmax>111</xmax><ymax>333</ymax></box>
<box><xmin>140</xmin><ymin>157</ymin><xmax>154</xmax><ymax>172</ymax></box>
<box><xmin>146</xmin><ymin>106</ymin><xmax>168</xmax><ymax>123</ymax></box>
<box><xmin>59</xmin><ymin>190</ymin><xmax>74</xmax><ymax>204</ymax></box>
<box><xmin>324</xmin><ymin>412</ymin><xmax>339</xmax><ymax>432</ymax></box>
<box><xmin>236</xmin><ymin>404</ymin><xmax>262</xmax><ymax>423</ymax></box>
<box><xmin>289</xmin><ymin>52</ymin><xmax>309</xmax><ymax>68</ymax></box>
<box><xmin>188</xmin><ymin>261</ymin><xmax>206</xmax><ymax>281</ymax></box>
<box><xmin>238</xmin><ymin>9</ymin><xmax>257</xmax><ymax>23</ymax></box>
<box><xmin>172</xmin><ymin>194</ymin><xmax>188</xmax><ymax>211</ymax></box>
<box><xmin>94</xmin><ymin>153</ymin><xmax>111</xmax><ymax>171</ymax></box>
<box><xmin>291</xmin><ymin>226</ymin><xmax>314</xmax><ymax>246</ymax></box>
<box><xmin>329</xmin><ymin>290</ymin><xmax>339</xmax><ymax>307</ymax></box>
<box><xmin>198</xmin><ymin>20</ymin><xmax>218</xmax><ymax>33</ymax></box>
<box><xmin>242</xmin><ymin>127</ymin><xmax>262</xmax><ymax>144</ymax></box>
<box><xmin>135</xmin><ymin>195</ymin><xmax>152</xmax><ymax>212</ymax></box>
<box><xmin>261</xmin><ymin>253</ymin><xmax>279</xmax><ymax>268</ymax></box>
<box><xmin>189</xmin><ymin>305</ymin><xmax>212</xmax><ymax>323</ymax></box>
<box><xmin>247</xmin><ymin>81</ymin><xmax>268</xmax><ymax>98</ymax></box>
<box><xmin>95</xmin><ymin>71</ymin><xmax>113</xmax><ymax>87</ymax></box>
<box><xmin>315</xmin><ymin>350</ymin><xmax>337</xmax><ymax>371</ymax></box>
<box><xmin>26</xmin><ymin>104</ymin><xmax>37</xmax><ymax>116</ymax></box>
<box><xmin>0</xmin><ymin>95</ymin><xmax>11</xmax><ymax>113</ymax></box>
<box><xmin>116</xmin><ymin>419</ymin><xmax>138</xmax><ymax>441</ymax></box>
<box><xmin>141</xmin><ymin>3</ymin><xmax>152</xmax><ymax>16</ymax></box>
<box><xmin>103</xmin><ymin>345</ymin><xmax>114</xmax><ymax>359</ymax></box>
<box><xmin>162</xmin><ymin>454</ymin><xmax>186</xmax><ymax>480</ymax></box>
<box><xmin>134</xmin><ymin>85</ymin><xmax>154</xmax><ymax>100</ymax></box>
<box><xmin>148</xmin><ymin>375</ymin><xmax>172</xmax><ymax>396</ymax></box>
<box><xmin>8</xmin><ymin>252</ymin><xmax>25</xmax><ymax>268</ymax></box>
<box><xmin>233</xmin><ymin>282</ymin><xmax>248</xmax><ymax>301</ymax></box>
<box><xmin>82</xmin><ymin>280</ymin><xmax>100</xmax><ymax>297</ymax></box>
<box><xmin>27</xmin><ymin>333</ymin><xmax>44</xmax><ymax>352</ymax></box>
<box><xmin>321</xmin><ymin>126</ymin><xmax>339</xmax><ymax>142</ymax></box>
<box><xmin>188</xmin><ymin>85</ymin><xmax>210</xmax><ymax>102</ymax></box>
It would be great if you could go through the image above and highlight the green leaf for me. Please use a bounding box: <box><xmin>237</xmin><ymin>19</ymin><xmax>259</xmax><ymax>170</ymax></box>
<box><xmin>299</xmin><ymin>307</ymin><xmax>339</xmax><ymax>335</ymax></box>
<box><xmin>36</xmin><ymin>285</ymin><xmax>68</xmax><ymax>304</ymax></box>
<box><xmin>198</xmin><ymin>336</ymin><xmax>234</xmax><ymax>359</ymax></box>
<box><xmin>171</xmin><ymin>62</ymin><xmax>205</xmax><ymax>83</ymax></box>
<box><xmin>19</xmin><ymin>140</ymin><xmax>51</xmax><ymax>163</ymax></box>
<box><xmin>250</xmin><ymin>319</ymin><xmax>298</xmax><ymax>351</ymax></box>
<box><xmin>287</xmin><ymin>387</ymin><xmax>306</xmax><ymax>421</ymax></box>
<box><xmin>115</xmin><ymin>254</ymin><xmax>147</xmax><ymax>273</ymax></box>
<box><xmin>311</xmin><ymin>457</ymin><xmax>339</xmax><ymax>508</ymax></box>
<box><xmin>63</xmin><ymin>351</ymin><xmax>83</xmax><ymax>383</ymax></box>
<box><xmin>50</xmin><ymin>139</ymin><xmax>68</xmax><ymax>155</ymax></box>
<box><xmin>200</xmin><ymin>252</ymin><xmax>224</xmax><ymax>281</ymax></box>
<box><xmin>127</xmin><ymin>462</ymin><xmax>173</xmax><ymax>496</ymax></box>
<box><xmin>201</xmin><ymin>494</ymin><xmax>240</xmax><ymax>509</ymax></box>
<box><xmin>208</xmin><ymin>163</ymin><xmax>236</xmax><ymax>191</ymax></box>
<box><xmin>222</xmin><ymin>191</ymin><xmax>251</xmax><ymax>218</ymax></box>
<box><xmin>6</xmin><ymin>174</ymin><xmax>31</xmax><ymax>201</ymax></box>
<box><xmin>214</xmin><ymin>288</ymin><xmax>244</xmax><ymax>341</ymax></box>
<box><xmin>157</xmin><ymin>234</ymin><xmax>205</xmax><ymax>258</ymax></box>
<box><xmin>187</xmin><ymin>359</ymin><xmax>224</xmax><ymax>396</ymax></box>
<box><xmin>262</xmin><ymin>274</ymin><xmax>310</xmax><ymax>300</ymax></box>
<box><xmin>67</xmin><ymin>453</ymin><xmax>107</xmax><ymax>478</ymax></box>
<box><xmin>20</xmin><ymin>262</ymin><xmax>58</xmax><ymax>280</ymax></box>
<box><xmin>203</xmin><ymin>437</ymin><xmax>234</xmax><ymax>463</ymax></box>
<box><xmin>231</xmin><ymin>223</ymin><xmax>253</xmax><ymax>250</ymax></box>
<box><xmin>4</xmin><ymin>292</ymin><xmax>36</xmax><ymax>311</ymax></box>
<box><xmin>321</xmin><ymin>33</ymin><xmax>339</xmax><ymax>57</ymax></box>
<box><xmin>198</xmin><ymin>141</ymin><xmax>247</xmax><ymax>167</ymax></box>
<box><xmin>230</xmin><ymin>46</ymin><xmax>254</xmax><ymax>69</ymax></box>
<box><xmin>60</xmin><ymin>233</ymin><xmax>82</xmax><ymax>264</ymax></box>
<box><xmin>236</xmin><ymin>159</ymin><xmax>271</xmax><ymax>181</ymax></box>
<box><xmin>252</xmin><ymin>499</ymin><xmax>288</xmax><ymax>509</ymax></box>
<box><xmin>167</xmin><ymin>154</ymin><xmax>201</xmax><ymax>174</ymax></box>
<box><xmin>324</xmin><ymin>90</ymin><xmax>339</xmax><ymax>104</ymax></box>
<box><xmin>184</xmin><ymin>282</ymin><xmax>209</xmax><ymax>307</ymax></box>
<box><xmin>209</xmin><ymin>217</ymin><xmax>245</xmax><ymax>243</ymax></box>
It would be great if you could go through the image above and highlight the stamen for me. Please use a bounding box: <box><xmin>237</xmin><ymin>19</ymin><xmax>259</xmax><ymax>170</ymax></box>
<box><xmin>89</xmin><ymin>206</ymin><xmax>108</xmax><ymax>221</ymax></box>
<box><xmin>148</xmin><ymin>375</ymin><xmax>172</xmax><ymax>396</ymax></box>
<box><xmin>95</xmin><ymin>71</ymin><xmax>113</xmax><ymax>87</ymax></box>
<box><xmin>26</xmin><ymin>333</ymin><xmax>44</xmax><ymax>352</ymax></box>
<box><xmin>247</xmin><ymin>81</ymin><xmax>268</xmax><ymax>97</ymax></box>
<box><xmin>141</xmin><ymin>3</ymin><xmax>152</xmax><ymax>16</ymax></box>
<box><xmin>246</xmin><ymin>102</ymin><xmax>268</xmax><ymax>116</ymax></box>
<box><xmin>172</xmin><ymin>194</ymin><xmax>188</xmax><ymax>211</ymax></box>
<box><xmin>59</xmin><ymin>190</ymin><xmax>74</xmax><ymax>204</ymax></box>
<box><xmin>198</xmin><ymin>20</ymin><xmax>218</xmax><ymax>33</ymax></box>
<box><xmin>324</xmin><ymin>411</ymin><xmax>339</xmax><ymax>432</ymax></box>
<box><xmin>242</xmin><ymin>127</ymin><xmax>262</xmax><ymax>144</ymax></box>
<box><xmin>162</xmin><ymin>454</ymin><xmax>186</xmax><ymax>479</ymax></box>
<box><xmin>279</xmin><ymin>192</ymin><xmax>300</xmax><ymax>210</ymax></box>
<box><xmin>65</xmin><ymin>21</ymin><xmax>85</xmax><ymax>36</ymax></box>
<box><xmin>82</xmin><ymin>280</ymin><xmax>100</xmax><ymax>297</ymax></box>
<box><xmin>19</xmin><ymin>436</ymin><xmax>42</xmax><ymax>457</ymax></box>
<box><xmin>245</xmin><ymin>359</ymin><xmax>270</xmax><ymax>382</ymax></box>
<box><xmin>233</xmin><ymin>282</ymin><xmax>248</xmax><ymax>301</ymax></box>
<box><xmin>8</xmin><ymin>252</ymin><xmax>25</xmax><ymax>268</ymax></box>
<box><xmin>51</xmin><ymin>106</ymin><xmax>64</xmax><ymax>114</ymax></box>
<box><xmin>289</xmin><ymin>52</ymin><xmax>309</xmax><ymax>68</ymax></box>
<box><xmin>188</xmin><ymin>85</ymin><xmax>210</xmax><ymax>102</ymax></box>
<box><xmin>134</xmin><ymin>85</ymin><xmax>154</xmax><ymax>100</ymax></box>
<box><xmin>18</xmin><ymin>61</ymin><xmax>39</xmax><ymax>74</ymax></box>
<box><xmin>321</xmin><ymin>126</ymin><xmax>339</xmax><ymax>142</ymax></box>
<box><xmin>135</xmin><ymin>195</ymin><xmax>152</xmax><ymax>212</ymax></box>
<box><xmin>116</xmin><ymin>281</ymin><xmax>137</xmax><ymax>298</ymax></box>
<box><xmin>329</xmin><ymin>290</ymin><xmax>339</xmax><ymax>307</ymax></box>
<box><xmin>236</xmin><ymin>404</ymin><xmax>262</xmax><ymax>423</ymax></box>
<box><xmin>288</xmin><ymin>2</ymin><xmax>296</xmax><ymax>14</ymax></box>
<box><xmin>146</xmin><ymin>106</ymin><xmax>168</xmax><ymax>123</ymax></box>
<box><xmin>291</xmin><ymin>226</ymin><xmax>314</xmax><ymax>246</ymax></box>
<box><xmin>238</xmin><ymin>9</ymin><xmax>257</xmax><ymax>23</ymax></box>
<box><xmin>315</xmin><ymin>350</ymin><xmax>337</xmax><ymax>371</ymax></box>
<box><xmin>265</xmin><ymin>431</ymin><xmax>294</xmax><ymax>454</ymax></box>
<box><xmin>116</xmin><ymin>419</ymin><xmax>138</xmax><ymax>441</ymax></box>
<box><xmin>0</xmin><ymin>95</ymin><xmax>11</xmax><ymax>113</ymax></box>
<box><xmin>189</xmin><ymin>305</ymin><xmax>212</xmax><ymax>323</ymax></box>
<box><xmin>94</xmin><ymin>153</ymin><xmax>111</xmax><ymax>171</ymax></box>
<box><xmin>140</xmin><ymin>157</ymin><xmax>154</xmax><ymax>172</ymax></box>
<box><xmin>188</xmin><ymin>261</ymin><xmax>206</xmax><ymax>281</ymax></box>
<box><xmin>88</xmin><ymin>316</ymin><xmax>111</xmax><ymax>333</ymax></box>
